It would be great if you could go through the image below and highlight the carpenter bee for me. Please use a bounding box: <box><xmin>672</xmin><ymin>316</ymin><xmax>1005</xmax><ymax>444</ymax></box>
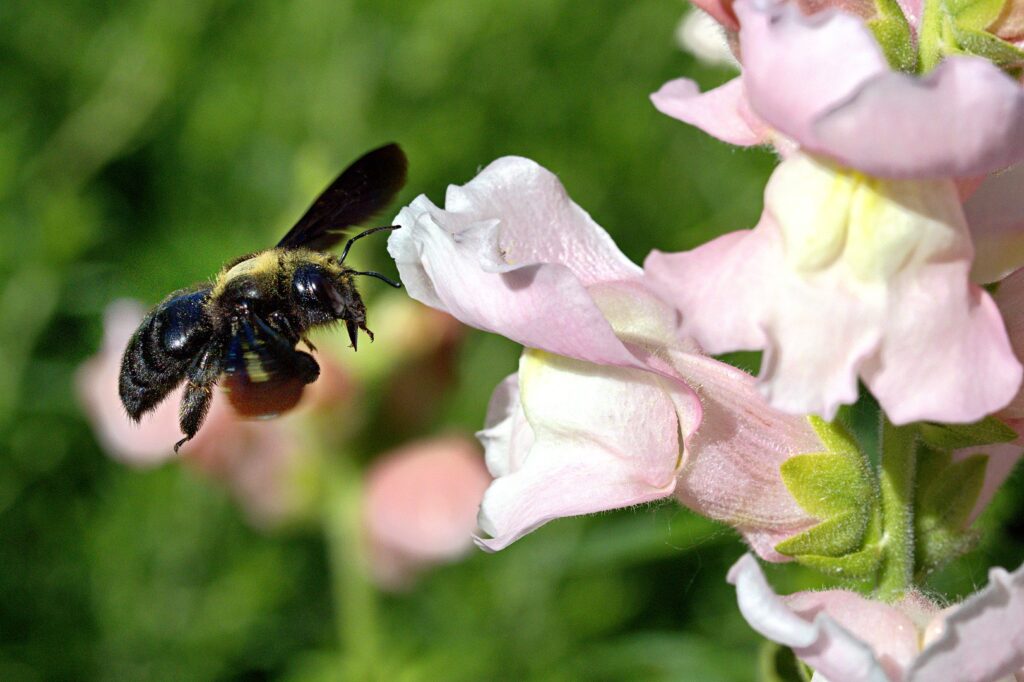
<box><xmin>119</xmin><ymin>143</ymin><xmax>407</xmax><ymax>451</ymax></box>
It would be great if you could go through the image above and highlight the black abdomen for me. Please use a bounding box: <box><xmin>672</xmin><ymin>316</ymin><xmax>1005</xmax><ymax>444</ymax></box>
<box><xmin>119</xmin><ymin>286</ymin><xmax>214</xmax><ymax>420</ymax></box>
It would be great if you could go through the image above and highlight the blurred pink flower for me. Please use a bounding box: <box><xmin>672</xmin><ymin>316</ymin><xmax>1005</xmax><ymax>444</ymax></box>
<box><xmin>646</xmin><ymin>0</ymin><xmax>1024</xmax><ymax>423</ymax></box>
<box><xmin>78</xmin><ymin>299</ymin><xmax>353</xmax><ymax>525</ymax></box>
<box><xmin>363</xmin><ymin>436</ymin><xmax>490</xmax><ymax>590</ymax></box>
<box><xmin>389</xmin><ymin>157</ymin><xmax>838</xmax><ymax>557</ymax></box>
<box><xmin>729</xmin><ymin>553</ymin><xmax>1024</xmax><ymax>682</ymax></box>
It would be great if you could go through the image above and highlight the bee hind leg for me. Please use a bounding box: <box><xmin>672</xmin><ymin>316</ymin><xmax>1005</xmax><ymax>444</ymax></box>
<box><xmin>176</xmin><ymin>381</ymin><xmax>213</xmax><ymax>452</ymax></box>
<box><xmin>175</xmin><ymin>344</ymin><xmax>221</xmax><ymax>452</ymax></box>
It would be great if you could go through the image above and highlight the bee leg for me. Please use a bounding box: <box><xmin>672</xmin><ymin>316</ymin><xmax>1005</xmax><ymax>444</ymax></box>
<box><xmin>302</xmin><ymin>337</ymin><xmax>317</xmax><ymax>353</ymax></box>
<box><xmin>253</xmin><ymin>316</ymin><xmax>319</xmax><ymax>384</ymax></box>
<box><xmin>174</xmin><ymin>344</ymin><xmax>221</xmax><ymax>452</ymax></box>
<box><xmin>294</xmin><ymin>350</ymin><xmax>321</xmax><ymax>384</ymax></box>
<box><xmin>267</xmin><ymin>311</ymin><xmax>301</xmax><ymax>345</ymax></box>
<box><xmin>346</xmin><ymin>319</ymin><xmax>359</xmax><ymax>351</ymax></box>
<box><xmin>176</xmin><ymin>381</ymin><xmax>214</xmax><ymax>452</ymax></box>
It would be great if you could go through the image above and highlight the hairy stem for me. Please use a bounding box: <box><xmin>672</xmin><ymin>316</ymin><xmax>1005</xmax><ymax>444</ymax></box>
<box><xmin>324</xmin><ymin>456</ymin><xmax>382</xmax><ymax>677</ymax></box>
<box><xmin>877</xmin><ymin>418</ymin><xmax>917</xmax><ymax>599</ymax></box>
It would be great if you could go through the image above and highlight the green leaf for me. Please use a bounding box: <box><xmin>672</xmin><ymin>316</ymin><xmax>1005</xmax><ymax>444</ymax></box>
<box><xmin>918</xmin><ymin>416</ymin><xmax>1018</xmax><ymax>450</ymax></box>
<box><xmin>870</xmin><ymin>0</ymin><xmax>919</xmax><ymax>71</ymax></box>
<box><xmin>946</xmin><ymin>0</ymin><xmax>1006</xmax><ymax>30</ymax></box>
<box><xmin>952</xmin><ymin>24</ymin><xmax>1024</xmax><ymax>67</ymax></box>
<box><xmin>914</xmin><ymin>449</ymin><xmax>988</xmax><ymax>571</ymax></box>
<box><xmin>919</xmin><ymin>453</ymin><xmax>988</xmax><ymax>530</ymax></box>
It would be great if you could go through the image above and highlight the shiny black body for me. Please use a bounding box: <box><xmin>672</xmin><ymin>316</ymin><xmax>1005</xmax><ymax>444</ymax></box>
<box><xmin>118</xmin><ymin>143</ymin><xmax>407</xmax><ymax>450</ymax></box>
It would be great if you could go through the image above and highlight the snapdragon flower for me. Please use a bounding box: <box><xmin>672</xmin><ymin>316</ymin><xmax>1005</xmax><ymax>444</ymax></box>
<box><xmin>387</xmin><ymin>156</ymin><xmax>861</xmax><ymax>556</ymax></box>
<box><xmin>645</xmin><ymin>0</ymin><xmax>1024</xmax><ymax>422</ymax></box>
<box><xmin>729</xmin><ymin>553</ymin><xmax>1024</xmax><ymax>681</ymax></box>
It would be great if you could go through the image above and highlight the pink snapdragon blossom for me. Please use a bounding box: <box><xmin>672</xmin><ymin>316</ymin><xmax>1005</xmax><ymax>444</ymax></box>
<box><xmin>363</xmin><ymin>436</ymin><xmax>490</xmax><ymax>590</ymax></box>
<box><xmin>729</xmin><ymin>553</ymin><xmax>1024</xmax><ymax>682</ymax></box>
<box><xmin>646</xmin><ymin>0</ymin><xmax>1024</xmax><ymax>422</ymax></box>
<box><xmin>388</xmin><ymin>156</ymin><xmax>839</xmax><ymax>556</ymax></box>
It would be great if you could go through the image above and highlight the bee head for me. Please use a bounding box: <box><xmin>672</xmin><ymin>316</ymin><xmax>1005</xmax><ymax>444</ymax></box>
<box><xmin>292</xmin><ymin>263</ymin><xmax>363</xmax><ymax>326</ymax></box>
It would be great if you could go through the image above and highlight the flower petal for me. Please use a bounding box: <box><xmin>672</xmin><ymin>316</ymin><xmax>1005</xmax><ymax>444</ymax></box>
<box><xmin>995</xmin><ymin>268</ymin><xmax>1024</xmax><ymax>419</ymax></box>
<box><xmin>475</xmin><ymin>350</ymin><xmax>685</xmax><ymax>551</ymax></box>
<box><xmin>476</xmin><ymin>373</ymin><xmax>533</xmax><ymax>478</ymax></box>
<box><xmin>908</xmin><ymin>562</ymin><xmax>1024</xmax><ymax>682</ymax></box>
<box><xmin>966</xmin><ymin>164</ymin><xmax>1024</xmax><ymax>284</ymax></box>
<box><xmin>727</xmin><ymin>554</ymin><xmax>893</xmax><ymax>682</ymax></box>
<box><xmin>651</xmin><ymin>77</ymin><xmax>769</xmax><ymax>147</ymax></box>
<box><xmin>736</xmin><ymin>0</ymin><xmax>1024</xmax><ymax>177</ymax></box>
<box><xmin>646</xmin><ymin>154</ymin><xmax>1022</xmax><ymax>422</ymax></box>
<box><xmin>389</xmin><ymin>158</ymin><xmax>646</xmax><ymax>369</ymax></box>
<box><xmin>670</xmin><ymin>352</ymin><xmax>821</xmax><ymax>560</ymax></box>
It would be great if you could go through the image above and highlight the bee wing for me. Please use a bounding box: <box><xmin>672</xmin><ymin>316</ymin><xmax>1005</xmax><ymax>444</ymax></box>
<box><xmin>222</xmin><ymin>316</ymin><xmax>320</xmax><ymax>418</ymax></box>
<box><xmin>276</xmin><ymin>143</ymin><xmax>408</xmax><ymax>252</ymax></box>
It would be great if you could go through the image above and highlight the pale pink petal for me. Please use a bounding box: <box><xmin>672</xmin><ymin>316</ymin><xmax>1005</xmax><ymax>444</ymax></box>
<box><xmin>727</xmin><ymin>554</ymin><xmax>893</xmax><ymax>682</ymax></box>
<box><xmin>736</xmin><ymin>0</ymin><xmax>889</xmax><ymax>155</ymax></box>
<box><xmin>966</xmin><ymin>165</ymin><xmax>1024</xmax><ymax>283</ymax></box>
<box><xmin>670</xmin><ymin>352</ymin><xmax>820</xmax><ymax>561</ymax></box>
<box><xmin>909</xmin><ymin>562</ymin><xmax>1024</xmax><ymax>682</ymax></box>
<box><xmin>788</xmin><ymin>591</ymin><xmax>922</xmax><ymax>681</ymax></box>
<box><xmin>651</xmin><ymin>78</ymin><xmax>769</xmax><ymax>147</ymax></box>
<box><xmin>811</xmin><ymin>57</ymin><xmax>1024</xmax><ymax>179</ymax></box>
<box><xmin>737</xmin><ymin>0</ymin><xmax>1024</xmax><ymax>177</ymax></box>
<box><xmin>435</xmin><ymin>156</ymin><xmax>641</xmax><ymax>285</ymax></box>
<box><xmin>475</xmin><ymin>352</ymin><xmax>685</xmax><ymax>551</ymax></box>
<box><xmin>476</xmin><ymin>374</ymin><xmax>533</xmax><ymax>478</ymax></box>
<box><xmin>646</xmin><ymin>156</ymin><xmax>1022</xmax><ymax>423</ymax></box>
<box><xmin>862</xmin><ymin>262</ymin><xmax>1022</xmax><ymax>425</ymax></box>
<box><xmin>995</xmin><ymin>268</ymin><xmax>1024</xmax><ymax>418</ymax></box>
<box><xmin>389</xmin><ymin>158</ymin><xmax>646</xmax><ymax>369</ymax></box>
<box><xmin>646</xmin><ymin>218</ymin><xmax>877</xmax><ymax>420</ymax></box>
<box><xmin>645</xmin><ymin>230</ymin><xmax>771</xmax><ymax>355</ymax></box>
<box><xmin>953</xmin><ymin>439</ymin><xmax>1024</xmax><ymax>525</ymax></box>
<box><xmin>364</xmin><ymin>436</ymin><xmax>490</xmax><ymax>578</ymax></box>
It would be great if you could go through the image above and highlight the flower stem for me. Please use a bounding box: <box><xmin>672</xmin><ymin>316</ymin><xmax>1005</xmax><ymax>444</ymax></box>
<box><xmin>876</xmin><ymin>418</ymin><xmax>917</xmax><ymax>599</ymax></box>
<box><xmin>323</xmin><ymin>455</ymin><xmax>382</xmax><ymax>677</ymax></box>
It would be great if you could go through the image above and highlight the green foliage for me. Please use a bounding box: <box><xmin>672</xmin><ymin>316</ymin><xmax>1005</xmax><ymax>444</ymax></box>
<box><xmin>919</xmin><ymin>417</ymin><xmax>1019</xmax><ymax>451</ymax></box>
<box><xmin>915</xmin><ymin>447</ymin><xmax>988</xmax><ymax>574</ymax></box>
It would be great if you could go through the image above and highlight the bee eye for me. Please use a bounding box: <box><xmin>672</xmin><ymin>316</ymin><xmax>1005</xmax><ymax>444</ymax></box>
<box><xmin>292</xmin><ymin>264</ymin><xmax>344</xmax><ymax>315</ymax></box>
<box><xmin>158</xmin><ymin>290</ymin><xmax>211</xmax><ymax>357</ymax></box>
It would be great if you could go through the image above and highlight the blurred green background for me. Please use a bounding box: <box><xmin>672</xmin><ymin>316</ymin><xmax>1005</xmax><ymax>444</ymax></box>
<box><xmin>2</xmin><ymin>0</ymin><xmax>1022</xmax><ymax>680</ymax></box>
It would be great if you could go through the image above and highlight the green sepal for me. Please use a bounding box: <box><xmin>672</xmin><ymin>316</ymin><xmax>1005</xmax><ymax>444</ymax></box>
<box><xmin>918</xmin><ymin>416</ymin><xmax>1017</xmax><ymax>450</ymax></box>
<box><xmin>870</xmin><ymin>0</ymin><xmax>919</xmax><ymax>71</ymax></box>
<box><xmin>914</xmin><ymin>447</ymin><xmax>988</xmax><ymax>572</ymax></box>
<box><xmin>778</xmin><ymin>508</ymin><xmax>884</xmax><ymax>582</ymax></box>
<box><xmin>951</xmin><ymin>24</ymin><xmax>1024</xmax><ymax>68</ymax></box>
<box><xmin>775</xmin><ymin>418</ymin><xmax>880</xmax><ymax>579</ymax></box>
<box><xmin>946</xmin><ymin>0</ymin><xmax>1006</xmax><ymax>30</ymax></box>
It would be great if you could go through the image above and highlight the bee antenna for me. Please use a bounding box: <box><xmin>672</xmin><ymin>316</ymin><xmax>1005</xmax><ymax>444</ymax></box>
<box><xmin>340</xmin><ymin>225</ymin><xmax>401</xmax><ymax>263</ymax></box>
<box><xmin>354</xmin><ymin>270</ymin><xmax>402</xmax><ymax>288</ymax></box>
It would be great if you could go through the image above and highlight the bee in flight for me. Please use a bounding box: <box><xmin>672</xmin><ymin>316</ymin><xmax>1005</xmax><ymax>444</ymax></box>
<box><xmin>119</xmin><ymin>143</ymin><xmax>407</xmax><ymax>451</ymax></box>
